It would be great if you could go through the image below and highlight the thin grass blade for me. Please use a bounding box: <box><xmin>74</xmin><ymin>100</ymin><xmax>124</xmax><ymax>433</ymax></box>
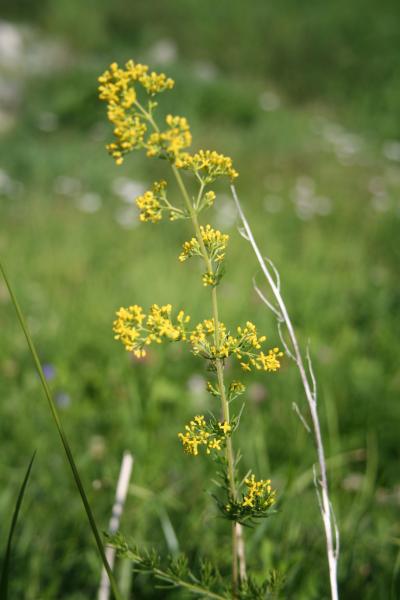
<box><xmin>0</xmin><ymin>260</ymin><xmax>123</xmax><ymax>600</ymax></box>
<box><xmin>0</xmin><ymin>452</ymin><xmax>36</xmax><ymax>599</ymax></box>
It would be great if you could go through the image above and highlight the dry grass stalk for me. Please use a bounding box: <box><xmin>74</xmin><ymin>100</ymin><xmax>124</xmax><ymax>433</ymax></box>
<box><xmin>98</xmin><ymin>452</ymin><xmax>134</xmax><ymax>600</ymax></box>
<box><xmin>231</xmin><ymin>185</ymin><xmax>339</xmax><ymax>600</ymax></box>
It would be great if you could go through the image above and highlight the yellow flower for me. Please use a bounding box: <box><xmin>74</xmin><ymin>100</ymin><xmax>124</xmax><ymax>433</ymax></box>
<box><xmin>204</xmin><ymin>190</ymin><xmax>216</xmax><ymax>207</ymax></box>
<box><xmin>113</xmin><ymin>303</ymin><xmax>190</xmax><ymax>355</ymax></box>
<box><xmin>178</xmin><ymin>415</ymin><xmax>231</xmax><ymax>456</ymax></box>
<box><xmin>237</xmin><ymin>321</ymin><xmax>266</xmax><ymax>349</ymax></box>
<box><xmin>136</xmin><ymin>180</ymin><xmax>167</xmax><ymax>223</ymax></box>
<box><xmin>136</xmin><ymin>190</ymin><xmax>161</xmax><ymax>223</ymax></box>
<box><xmin>105</xmin><ymin>115</ymin><xmax>147</xmax><ymax>165</ymax></box>
<box><xmin>179</xmin><ymin>225</ymin><xmax>229</xmax><ymax>262</ymax></box>
<box><xmin>200</xmin><ymin>225</ymin><xmax>229</xmax><ymax>260</ymax></box>
<box><xmin>146</xmin><ymin>304</ymin><xmax>187</xmax><ymax>342</ymax></box>
<box><xmin>242</xmin><ymin>496</ymin><xmax>254</xmax><ymax>508</ymax></box>
<box><xmin>253</xmin><ymin>348</ymin><xmax>283</xmax><ymax>372</ymax></box>
<box><xmin>189</xmin><ymin>319</ymin><xmax>228</xmax><ymax>358</ymax></box>
<box><xmin>202</xmin><ymin>272</ymin><xmax>217</xmax><ymax>287</ymax></box>
<box><xmin>99</xmin><ymin>60</ymin><xmax>175</xmax><ymax>165</ymax></box>
<box><xmin>175</xmin><ymin>149</ymin><xmax>238</xmax><ymax>182</ymax></box>
<box><xmin>98</xmin><ymin>60</ymin><xmax>174</xmax><ymax>99</ymax></box>
<box><xmin>207</xmin><ymin>438</ymin><xmax>222</xmax><ymax>453</ymax></box>
<box><xmin>139</xmin><ymin>70</ymin><xmax>175</xmax><ymax>95</ymax></box>
<box><xmin>147</xmin><ymin>115</ymin><xmax>192</xmax><ymax>160</ymax></box>
<box><xmin>113</xmin><ymin>305</ymin><xmax>146</xmax><ymax>353</ymax></box>
<box><xmin>179</xmin><ymin>225</ymin><xmax>229</xmax><ymax>286</ymax></box>
<box><xmin>178</xmin><ymin>238</ymin><xmax>200</xmax><ymax>262</ymax></box>
<box><xmin>241</xmin><ymin>474</ymin><xmax>276</xmax><ymax>510</ymax></box>
<box><xmin>219</xmin><ymin>421</ymin><xmax>232</xmax><ymax>435</ymax></box>
<box><xmin>229</xmin><ymin>381</ymin><xmax>246</xmax><ymax>395</ymax></box>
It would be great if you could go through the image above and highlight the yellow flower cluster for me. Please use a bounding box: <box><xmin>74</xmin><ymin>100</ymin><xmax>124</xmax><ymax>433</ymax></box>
<box><xmin>203</xmin><ymin>190</ymin><xmax>216</xmax><ymax>208</ymax></box>
<box><xmin>136</xmin><ymin>181</ymin><xmax>165</xmax><ymax>223</ymax></box>
<box><xmin>241</xmin><ymin>474</ymin><xmax>276</xmax><ymax>509</ymax></box>
<box><xmin>235</xmin><ymin>322</ymin><xmax>283</xmax><ymax>372</ymax></box>
<box><xmin>135</xmin><ymin>180</ymin><xmax>183</xmax><ymax>223</ymax></box>
<box><xmin>114</xmin><ymin>305</ymin><xmax>282</xmax><ymax>371</ymax></box>
<box><xmin>178</xmin><ymin>415</ymin><xmax>232</xmax><ymax>456</ymax></box>
<box><xmin>112</xmin><ymin>305</ymin><xmax>145</xmax><ymax>353</ymax></box>
<box><xmin>179</xmin><ymin>238</ymin><xmax>200</xmax><ymax>262</ymax></box>
<box><xmin>245</xmin><ymin>348</ymin><xmax>283</xmax><ymax>372</ymax></box>
<box><xmin>189</xmin><ymin>319</ymin><xmax>228</xmax><ymax>359</ymax></box>
<box><xmin>179</xmin><ymin>225</ymin><xmax>229</xmax><ymax>263</ymax></box>
<box><xmin>188</xmin><ymin>318</ymin><xmax>283</xmax><ymax>371</ymax></box>
<box><xmin>106</xmin><ymin>117</ymin><xmax>147</xmax><ymax>165</ymax></box>
<box><xmin>229</xmin><ymin>381</ymin><xmax>246</xmax><ymax>396</ymax></box>
<box><xmin>98</xmin><ymin>60</ymin><xmax>174</xmax><ymax>100</ymax></box>
<box><xmin>99</xmin><ymin>59</ymin><xmax>239</xmax><ymax>199</ymax></box>
<box><xmin>175</xmin><ymin>150</ymin><xmax>239</xmax><ymax>182</ymax></box>
<box><xmin>98</xmin><ymin>60</ymin><xmax>175</xmax><ymax>165</ymax></box>
<box><xmin>201</xmin><ymin>225</ymin><xmax>229</xmax><ymax>262</ymax></box>
<box><xmin>202</xmin><ymin>272</ymin><xmax>217</xmax><ymax>287</ymax></box>
<box><xmin>113</xmin><ymin>304</ymin><xmax>190</xmax><ymax>357</ymax></box>
<box><xmin>179</xmin><ymin>225</ymin><xmax>229</xmax><ymax>287</ymax></box>
<box><xmin>147</xmin><ymin>115</ymin><xmax>192</xmax><ymax>159</ymax></box>
<box><xmin>237</xmin><ymin>322</ymin><xmax>265</xmax><ymax>349</ymax></box>
<box><xmin>102</xmin><ymin>60</ymin><xmax>282</xmax><ymax>533</ymax></box>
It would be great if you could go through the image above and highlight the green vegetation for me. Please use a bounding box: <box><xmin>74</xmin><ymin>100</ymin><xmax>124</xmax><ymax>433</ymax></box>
<box><xmin>1</xmin><ymin>2</ymin><xmax>400</xmax><ymax>598</ymax></box>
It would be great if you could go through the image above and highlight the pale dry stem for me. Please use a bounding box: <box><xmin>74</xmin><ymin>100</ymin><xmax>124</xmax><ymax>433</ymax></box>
<box><xmin>231</xmin><ymin>185</ymin><xmax>339</xmax><ymax>600</ymax></box>
<box><xmin>98</xmin><ymin>452</ymin><xmax>134</xmax><ymax>600</ymax></box>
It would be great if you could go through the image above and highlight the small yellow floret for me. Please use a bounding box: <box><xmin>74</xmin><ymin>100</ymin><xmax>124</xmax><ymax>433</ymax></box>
<box><xmin>219</xmin><ymin>421</ymin><xmax>232</xmax><ymax>435</ymax></box>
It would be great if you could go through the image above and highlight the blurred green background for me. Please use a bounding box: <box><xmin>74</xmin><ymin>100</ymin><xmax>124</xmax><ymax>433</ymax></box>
<box><xmin>1</xmin><ymin>1</ymin><xmax>400</xmax><ymax>598</ymax></box>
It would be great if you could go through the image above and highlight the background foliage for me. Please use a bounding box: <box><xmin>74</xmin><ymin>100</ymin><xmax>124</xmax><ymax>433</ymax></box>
<box><xmin>1</xmin><ymin>1</ymin><xmax>400</xmax><ymax>598</ymax></box>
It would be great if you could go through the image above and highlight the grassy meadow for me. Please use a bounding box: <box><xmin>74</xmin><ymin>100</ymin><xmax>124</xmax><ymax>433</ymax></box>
<box><xmin>1</xmin><ymin>2</ymin><xmax>400</xmax><ymax>598</ymax></box>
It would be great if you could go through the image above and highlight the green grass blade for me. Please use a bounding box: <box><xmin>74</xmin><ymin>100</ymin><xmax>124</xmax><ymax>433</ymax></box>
<box><xmin>0</xmin><ymin>260</ymin><xmax>123</xmax><ymax>600</ymax></box>
<box><xmin>0</xmin><ymin>452</ymin><xmax>36</xmax><ymax>599</ymax></box>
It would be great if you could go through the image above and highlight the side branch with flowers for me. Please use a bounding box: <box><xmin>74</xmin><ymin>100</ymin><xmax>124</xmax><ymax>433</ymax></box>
<box><xmin>99</xmin><ymin>60</ymin><xmax>283</xmax><ymax>598</ymax></box>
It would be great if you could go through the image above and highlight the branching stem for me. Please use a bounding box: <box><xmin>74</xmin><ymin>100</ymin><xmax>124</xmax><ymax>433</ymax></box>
<box><xmin>138</xmin><ymin>104</ymin><xmax>245</xmax><ymax>595</ymax></box>
<box><xmin>123</xmin><ymin>549</ymin><xmax>227</xmax><ymax>600</ymax></box>
<box><xmin>172</xmin><ymin>165</ymin><xmax>241</xmax><ymax>596</ymax></box>
<box><xmin>231</xmin><ymin>185</ymin><xmax>339</xmax><ymax>600</ymax></box>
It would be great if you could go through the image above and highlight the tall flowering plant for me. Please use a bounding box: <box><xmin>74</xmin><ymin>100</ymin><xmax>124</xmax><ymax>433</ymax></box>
<box><xmin>99</xmin><ymin>60</ymin><xmax>284</xmax><ymax>599</ymax></box>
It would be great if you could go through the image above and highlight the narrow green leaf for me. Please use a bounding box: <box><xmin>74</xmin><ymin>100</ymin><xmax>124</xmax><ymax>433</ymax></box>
<box><xmin>0</xmin><ymin>452</ymin><xmax>36</xmax><ymax>599</ymax></box>
<box><xmin>0</xmin><ymin>260</ymin><xmax>123</xmax><ymax>600</ymax></box>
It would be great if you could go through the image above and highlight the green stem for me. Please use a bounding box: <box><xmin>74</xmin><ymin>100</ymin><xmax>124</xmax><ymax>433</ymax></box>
<box><xmin>172</xmin><ymin>166</ymin><xmax>211</xmax><ymax>268</ymax></box>
<box><xmin>0</xmin><ymin>261</ymin><xmax>123</xmax><ymax>600</ymax></box>
<box><xmin>213</xmin><ymin>291</ymin><xmax>239</xmax><ymax>594</ymax></box>
<box><xmin>171</xmin><ymin>166</ymin><xmax>240</xmax><ymax>597</ymax></box>
<box><xmin>195</xmin><ymin>181</ymin><xmax>205</xmax><ymax>210</ymax></box>
<box><xmin>123</xmin><ymin>549</ymin><xmax>226</xmax><ymax>600</ymax></box>
<box><xmin>140</xmin><ymin>106</ymin><xmax>243</xmax><ymax>595</ymax></box>
<box><xmin>134</xmin><ymin>100</ymin><xmax>159</xmax><ymax>132</ymax></box>
<box><xmin>152</xmin><ymin>569</ymin><xmax>226</xmax><ymax>600</ymax></box>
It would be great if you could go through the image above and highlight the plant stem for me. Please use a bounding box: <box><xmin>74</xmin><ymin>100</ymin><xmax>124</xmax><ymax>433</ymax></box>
<box><xmin>231</xmin><ymin>185</ymin><xmax>339</xmax><ymax>600</ymax></box>
<box><xmin>152</xmin><ymin>569</ymin><xmax>227</xmax><ymax>600</ymax></box>
<box><xmin>137</xmin><ymin>101</ymin><xmax>244</xmax><ymax>593</ymax></box>
<box><xmin>0</xmin><ymin>261</ymin><xmax>123</xmax><ymax>600</ymax></box>
<box><xmin>172</xmin><ymin>166</ymin><xmax>241</xmax><ymax>596</ymax></box>
<box><xmin>124</xmin><ymin>550</ymin><xmax>227</xmax><ymax>600</ymax></box>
